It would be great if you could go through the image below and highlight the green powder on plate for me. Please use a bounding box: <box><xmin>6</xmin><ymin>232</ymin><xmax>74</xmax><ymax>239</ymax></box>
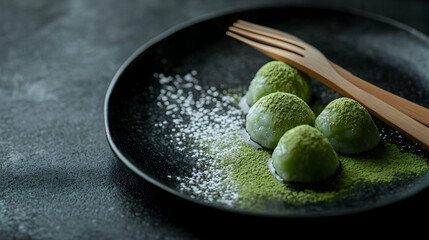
<box><xmin>211</xmin><ymin>133</ymin><xmax>428</xmax><ymax>207</ymax></box>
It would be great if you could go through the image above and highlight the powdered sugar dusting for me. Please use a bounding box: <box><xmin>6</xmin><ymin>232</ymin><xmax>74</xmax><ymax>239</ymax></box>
<box><xmin>152</xmin><ymin>71</ymin><xmax>246</xmax><ymax>206</ymax></box>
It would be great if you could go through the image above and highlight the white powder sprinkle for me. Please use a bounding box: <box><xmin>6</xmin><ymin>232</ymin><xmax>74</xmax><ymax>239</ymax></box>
<box><xmin>151</xmin><ymin>72</ymin><xmax>246</xmax><ymax>206</ymax></box>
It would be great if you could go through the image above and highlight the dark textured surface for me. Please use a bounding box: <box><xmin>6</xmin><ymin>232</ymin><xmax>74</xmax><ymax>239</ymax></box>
<box><xmin>1</xmin><ymin>0</ymin><xmax>428</xmax><ymax>239</ymax></box>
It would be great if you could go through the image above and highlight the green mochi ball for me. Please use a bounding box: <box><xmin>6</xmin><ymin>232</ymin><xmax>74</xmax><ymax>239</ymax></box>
<box><xmin>246</xmin><ymin>92</ymin><xmax>315</xmax><ymax>150</ymax></box>
<box><xmin>272</xmin><ymin>125</ymin><xmax>340</xmax><ymax>183</ymax></box>
<box><xmin>315</xmin><ymin>97</ymin><xmax>380</xmax><ymax>154</ymax></box>
<box><xmin>246</xmin><ymin>61</ymin><xmax>312</xmax><ymax>106</ymax></box>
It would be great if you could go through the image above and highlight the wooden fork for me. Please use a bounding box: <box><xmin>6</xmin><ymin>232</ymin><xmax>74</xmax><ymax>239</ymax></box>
<box><xmin>226</xmin><ymin>20</ymin><xmax>429</xmax><ymax>151</ymax></box>
<box><xmin>232</xmin><ymin>20</ymin><xmax>429</xmax><ymax>127</ymax></box>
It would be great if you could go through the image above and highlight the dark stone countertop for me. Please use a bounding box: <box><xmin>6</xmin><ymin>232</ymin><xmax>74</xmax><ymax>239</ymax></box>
<box><xmin>1</xmin><ymin>0</ymin><xmax>428</xmax><ymax>239</ymax></box>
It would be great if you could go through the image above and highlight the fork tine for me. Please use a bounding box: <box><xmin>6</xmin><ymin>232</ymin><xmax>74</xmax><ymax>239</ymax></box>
<box><xmin>226</xmin><ymin>31</ymin><xmax>306</xmax><ymax>68</ymax></box>
<box><xmin>228</xmin><ymin>26</ymin><xmax>305</xmax><ymax>57</ymax></box>
<box><xmin>233</xmin><ymin>22</ymin><xmax>305</xmax><ymax>51</ymax></box>
<box><xmin>236</xmin><ymin>20</ymin><xmax>303</xmax><ymax>43</ymax></box>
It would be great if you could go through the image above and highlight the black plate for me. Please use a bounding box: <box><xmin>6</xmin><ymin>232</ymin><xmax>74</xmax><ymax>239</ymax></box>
<box><xmin>104</xmin><ymin>5</ymin><xmax>429</xmax><ymax>217</ymax></box>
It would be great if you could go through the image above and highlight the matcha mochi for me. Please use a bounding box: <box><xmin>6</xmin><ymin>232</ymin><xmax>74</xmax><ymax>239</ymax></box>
<box><xmin>246</xmin><ymin>61</ymin><xmax>312</xmax><ymax>106</ymax></box>
<box><xmin>315</xmin><ymin>97</ymin><xmax>380</xmax><ymax>154</ymax></box>
<box><xmin>246</xmin><ymin>92</ymin><xmax>315</xmax><ymax>150</ymax></box>
<box><xmin>272</xmin><ymin>125</ymin><xmax>340</xmax><ymax>183</ymax></box>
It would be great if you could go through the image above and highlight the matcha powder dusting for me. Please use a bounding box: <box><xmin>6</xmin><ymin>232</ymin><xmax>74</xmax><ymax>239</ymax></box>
<box><xmin>217</xmin><ymin>137</ymin><xmax>429</xmax><ymax>210</ymax></box>
<box><xmin>151</xmin><ymin>72</ymin><xmax>429</xmax><ymax>211</ymax></box>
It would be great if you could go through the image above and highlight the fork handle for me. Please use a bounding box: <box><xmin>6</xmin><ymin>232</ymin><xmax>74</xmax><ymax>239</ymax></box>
<box><xmin>331</xmin><ymin>73</ymin><xmax>429</xmax><ymax>151</ymax></box>
<box><xmin>331</xmin><ymin>61</ymin><xmax>429</xmax><ymax>127</ymax></box>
